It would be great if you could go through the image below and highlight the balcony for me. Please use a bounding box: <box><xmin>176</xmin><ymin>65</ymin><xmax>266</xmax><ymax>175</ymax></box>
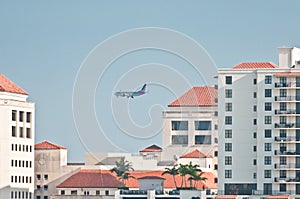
<box><xmin>275</xmin><ymin>163</ymin><xmax>300</xmax><ymax>169</ymax></box>
<box><xmin>274</xmin><ymin>123</ymin><xmax>295</xmax><ymax>128</ymax></box>
<box><xmin>274</xmin><ymin>136</ymin><xmax>300</xmax><ymax>142</ymax></box>
<box><xmin>274</xmin><ymin>150</ymin><xmax>300</xmax><ymax>156</ymax></box>
<box><xmin>274</xmin><ymin>109</ymin><xmax>297</xmax><ymax>115</ymax></box>
<box><xmin>275</xmin><ymin>82</ymin><xmax>296</xmax><ymax>88</ymax></box>
<box><xmin>275</xmin><ymin>96</ymin><xmax>300</xmax><ymax>101</ymax></box>
<box><xmin>274</xmin><ymin>177</ymin><xmax>300</xmax><ymax>183</ymax></box>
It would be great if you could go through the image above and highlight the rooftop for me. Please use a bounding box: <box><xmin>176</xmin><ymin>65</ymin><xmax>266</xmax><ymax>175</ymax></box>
<box><xmin>180</xmin><ymin>149</ymin><xmax>213</xmax><ymax>158</ymax></box>
<box><xmin>0</xmin><ymin>74</ymin><xmax>28</xmax><ymax>95</ymax></box>
<box><xmin>168</xmin><ymin>86</ymin><xmax>217</xmax><ymax>107</ymax></box>
<box><xmin>35</xmin><ymin>141</ymin><xmax>67</xmax><ymax>150</ymax></box>
<box><xmin>232</xmin><ymin>62</ymin><xmax>279</xmax><ymax>69</ymax></box>
<box><xmin>139</xmin><ymin>144</ymin><xmax>162</xmax><ymax>153</ymax></box>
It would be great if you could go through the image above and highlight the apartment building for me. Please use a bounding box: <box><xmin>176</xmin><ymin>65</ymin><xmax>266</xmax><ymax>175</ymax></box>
<box><xmin>161</xmin><ymin>86</ymin><xmax>218</xmax><ymax>170</ymax></box>
<box><xmin>218</xmin><ymin>47</ymin><xmax>300</xmax><ymax>195</ymax></box>
<box><xmin>0</xmin><ymin>74</ymin><xmax>35</xmax><ymax>199</ymax></box>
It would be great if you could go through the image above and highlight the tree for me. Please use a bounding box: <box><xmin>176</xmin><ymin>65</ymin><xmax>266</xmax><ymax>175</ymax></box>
<box><xmin>186</xmin><ymin>162</ymin><xmax>202</xmax><ymax>188</ymax></box>
<box><xmin>162</xmin><ymin>164</ymin><xmax>179</xmax><ymax>188</ymax></box>
<box><xmin>178</xmin><ymin>163</ymin><xmax>189</xmax><ymax>188</ymax></box>
<box><xmin>110</xmin><ymin>157</ymin><xmax>135</xmax><ymax>187</ymax></box>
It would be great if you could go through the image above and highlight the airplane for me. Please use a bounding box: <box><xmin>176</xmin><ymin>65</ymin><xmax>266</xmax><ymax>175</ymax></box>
<box><xmin>114</xmin><ymin>84</ymin><xmax>147</xmax><ymax>98</ymax></box>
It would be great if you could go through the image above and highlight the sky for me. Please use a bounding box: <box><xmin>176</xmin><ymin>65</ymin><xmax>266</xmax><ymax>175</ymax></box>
<box><xmin>1</xmin><ymin>1</ymin><xmax>300</xmax><ymax>161</ymax></box>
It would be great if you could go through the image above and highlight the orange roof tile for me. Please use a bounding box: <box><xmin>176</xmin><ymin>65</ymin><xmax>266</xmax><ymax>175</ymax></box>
<box><xmin>180</xmin><ymin>149</ymin><xmax>213</xmax><ymax>158</ymax></box>
<box><xmin>275</xmin><ymin>72</ymin><xmax>300</xmax><ymax>77</ymax></box>
<box><xmin>168</xmin><ymin>86</ymin><xmax>217</xmax><ymax>107</ymax></box>
<box><xmin>232</xmin><ymin>62</ymin><xmax>279</xmax><ymax>69</ymax></box>
<box><xmin>57</xmin><ymin>170</ymin><xmax>121</xmax><ymax>188</ymax></box>
<box><xmin>267</xmin><ymin>196</ymin><xmax>289</xmax><ymax>199</ymax></box>
<box><xmin>216</xmin><ymin>195</ymin><xmax>237</xmax><ymax>199</ymax></box>
<box><xmin>139</xmin><ymin>144</ymin><xmax>162</xmax><ymax>153</ymax></box>
<box><xmin>0</xmin><ymin>74</ymin><xmax>28</xmax><ymax>95</ymax></box>
<box><xmin>35</xmin><ymin>141</ymin><xmax>67</xmax><ymax>150</ymax></box>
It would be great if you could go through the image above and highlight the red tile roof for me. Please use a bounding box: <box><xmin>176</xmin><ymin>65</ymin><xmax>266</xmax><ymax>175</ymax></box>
<box><xmin>0</xmin><ymin>74</ymin><xmax>28</xmax><ymax>95</ymax></box>
<box><xmin>267</xmin><ymin>196</ymin><xmax>289</xmax><ymax>199</ymax></box>
<box><xmin>35</xmin><ymin>141</ymin><xmax>67</xmax><ymax>150</ymax></box>
<box><xmin>57</xmin><ymin>170</ymin><xmax>121</xmax><ymax>188</ymax></box>
<box><xmin>180</xmin><ymin>149</ymin><xmax>213</xmax><ymax>158</ymax></box>
<box><xmin>275</xmin><ymin>72</ymin><xmax>300</xmax><ymax>77</ymax></box>
<box><xmin>137</xmin><ymin>176</ymin><xmax>165</xmax><ymax>180</ymax></box>
<box><xmin>139</xmin><ymin>144</ymin><xmax>162</xmax><ymax>153</ymax></box>
<box><xmin>232</xmin><ymin>62</ymin><xmax>279</xmax><ymax>69</ymax></box>
<box><xmin>216</xmin><ymin>195</ymin><xmax>237</xmax><ymax>199</ymax></box>
<box><xmin>168</xmin><ymin>86</ymin><xmax>217</xmax><ymax>107</ymax></box>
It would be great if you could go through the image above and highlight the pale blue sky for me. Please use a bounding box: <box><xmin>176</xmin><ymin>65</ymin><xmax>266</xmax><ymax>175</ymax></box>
<box><xmin>1</xmin><ymin>1</ymin><xmax>300</xmax><ymax>161</ymax></box>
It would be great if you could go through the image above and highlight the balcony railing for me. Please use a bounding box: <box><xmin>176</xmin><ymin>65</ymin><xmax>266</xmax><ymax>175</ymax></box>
<box><xmin>253</xmin><ymin>190</ymin><xmax>295</xmax><ymax>195</ymax></box>
<box><xmin>275</xmin><ymin>163</ymin><xmax>300</xmax><ymax>169</ymax></box>
<box><xmin>274</xmin><ymin>177</ymin><xmax>300</xmax><ymax>183</ymax></box>
<box><xmin>274</xmin><ymin>123</ymin><xmax>295</xmax><ymax>128</ymax></box>
<box><xmin>275</xmin><ymin>96</ymin><xmax>300</xmax><ymax>101</ymax></box>
<box><xmin>274</xmin><ymin>150</ymin><xmax>300</xmax><ymax>155</ymax></box>
<box><xmin>274</xmin><ymin>109</ymin><xmax>297</xmax><ymax>115</ymax></box>
<box><xmin>274</xmin><ymin>82</ymin><xmax>299</xmax><ymax>88</ymax></box>
<box><xmin>274</xmin><ymin>136</ymin><xmax>300</xmax><ymax>142</ymax></box>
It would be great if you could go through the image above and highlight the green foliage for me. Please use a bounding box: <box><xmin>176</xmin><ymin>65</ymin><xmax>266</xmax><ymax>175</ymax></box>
<box><xmin>110</xmin><ymin>157</ymin><xmax>135</xmax><ymax>187</ymax></box>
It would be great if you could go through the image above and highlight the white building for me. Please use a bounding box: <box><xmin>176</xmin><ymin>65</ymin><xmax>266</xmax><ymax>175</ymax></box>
<box><xmin>0</xmin><ymin>74</ymin><xmax>35</xmax><ymax>199</ymax></box>
<box><xmin>161</xmin><ymin>86</ymin><xmax>218</xmax><ymax>170</ymax></box>
<box><xmin>218</xmin><ymin>47</ymin><xmax>300</xmax><ymax>195</ymax></box>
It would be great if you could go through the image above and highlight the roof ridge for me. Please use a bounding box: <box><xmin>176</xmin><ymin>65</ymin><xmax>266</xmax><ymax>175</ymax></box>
<box><xmin>0</xmin><ymin>74</ymin><xmax>28</xmax><ymax>95</ymax></box>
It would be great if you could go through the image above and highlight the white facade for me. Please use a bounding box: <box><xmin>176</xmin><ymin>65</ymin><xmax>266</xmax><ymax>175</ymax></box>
<box><xmin>218</xmin><ymin>47</ymin><xmax>300</xmax><ymax>195</ymax></box>
<box><xmin>0</xmin><ymin>88</ymin><xmax>35</xmax><ymax>198</ymax></box>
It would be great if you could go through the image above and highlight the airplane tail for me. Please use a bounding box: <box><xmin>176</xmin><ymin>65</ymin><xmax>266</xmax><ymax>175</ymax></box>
<box><xmin>140</xmin><ymin>84</ymin><xmax>147</xmax><ymax>93</ymax></box>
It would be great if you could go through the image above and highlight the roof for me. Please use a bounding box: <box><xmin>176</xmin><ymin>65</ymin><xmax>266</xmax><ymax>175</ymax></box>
<box><xmin>140</xmin><ymin>144</ymin><xmax>162</xmax><ymax>153</ymax></box>
<box><xmin>57</xmin><ymin>170</ymin><xmax>121</xmax><ymax>188</ymax></box>
<box><xmin>275</xmin><ymin>72</ymin><xmax>300</xmax><ymax>77</ymax></box>
<box><xmin>216</xmin><ymin>196</ymin><xmax>237</xmax><ymax>199</ymax></box>
<box><xmin>0</xmin><ymin>74</ymin><xmax>28</xmax><ymax>95</ymax></box>
<box><xmin>168</xmin><ymin>86</ymin><xmax>217</xmax><ymax>107</ymax></box>
<box><xmin>232</xmin><ymin>62</ymin><xmax>279</xmax><ymax>69</ymax></box>
<box><xmin>35</xmin><ymin>141</ymin><xmax>67</xmax><ymax>150</ymax></box>
<box><xmin>180</xmin><ymin>149</ymin><xmax>213</xmax><ymax>158</ymax></box>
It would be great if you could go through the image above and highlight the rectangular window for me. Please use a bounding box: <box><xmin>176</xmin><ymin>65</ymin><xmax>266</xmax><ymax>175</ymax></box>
<box><xmin>280</xmin><ymin>184</ymin><xmax>286</xmax><ymax>192</ymax></box>
<box><xmin>19</xmin><ymin>111</ymin><xmax>24</xmax><ymax>122</ymax></box>
<box><xmin>195</xmin><ymin>135</ymin><xmax>211</xmax><ymax>144</ymax></box>
<box><xmin>71</xmin><ymin>190</ymin><xmax>77</xmax><ymax>195</ymax></box>
<box><xmin>225</xmin><ymin>143</ymin><xmax>232</xmax><ymax>151</ymax></box>
<box><xmin>37</xmin><ymin>185</ymin><xmax>41</xmax><ymax>190</ymax></box>
<box><xmin>253</xmin><ymin>159</ymin><xmax>257</xmax><ymax>165</ymax></box>
<box><xmin>280</xmin><ymin>170</ymin><xmax>287</xmax><ymax>178</ymax></box>
<box><xmin>44</xmin><ymin>175</ymin><xmax>48</xmax><ymax>180</ymax></box>
<box><xmin>265</xmin><ymin>129</ymin><xmax>272</xmax><ymax>138</ymax></box>
<box><xmin>265</xmin><ymin>75</ymin><xmax>272</xmax><ymax>84</ymax></box>
<box><xmin>280</xmin><ymin>102</ymin><xmax>287</xmax><ymax>111</ymax></box>
<box><xmin>225</xmin><ymin>103</ymin><xmax>232</xmax><ymax>111</ymax></box>
<box><xmin>60</xmin><ymin>190</ymin><xmax>65</xmax><ymax>195</ymax></box>
<box><xmin>12</xmin><ymin>126</ymin><xmax>16</xmax><ymax>137</ymax></box>
<box><xmin>37</xmin><ymin>174</ymin><xmax>41</xmax><ymax>180</ymax></box>
<box><xmin>12</xmin><ymin>110</ymin><xmax>17</xmax><ymax>121</ymax></box>
<box><xmin>265</xmin><ymin>116</ymin><xmax>272</xmax><ymax>124</ymax></box>
<box><xmin>253</xmin><ymin>146</ymin><xmax>256</xmax><ymax>152</ymax></box>
<box><xmin>26</xmin><ymin>112</ymin><xmax>31</xmax><ymax>123</ymax></box>
<box><xmin>172</xmin><ymin>135</ymin><xmax>188</xmax><ymax>145</ymax></box>
<box><xmin>225</xmin><ymin>129</ymin><xmax>232</xmax><ymax>138</ymax></box>
<box><xmin>225</xmin><ymin>170</ymin><xmax>232</xmax><ymax>178</ymax></box>
<box><xmin>171</xmin><ymin>121</ymin><xmax>188</xmax><ymax>130</ymax></box>
<box><xmin>19</xmin><ymin>127</ymin><xmax>23</xmax><ymax>138</ymax></box>
<box><xmin>253</xmin><ymin>105</ymin><xmax>257</xmax><ymax>112</ymax></box>
<box><xmin>265</xmin><ymin>143</ymin><xmax>272</xmax><ymax>151</ymax></box>
<box><xmin>265</xmin><ymin>102</ymin><xmax>272</xmax><ymax>111</ymax></box>
<box><xmin>226</xmin><ymin>76</ymin><xmax>232</xmax><ymax>84</ymax></box>
<box><xmin>280</xmin><ymin>89</ymin><xmax>287</xmax><ymax>97</ymax></box>
<box><xmin>265</xmin><ymin>89</ymin><xmax>272</xmax><ymax>97</ymax></box>
<box><xmin>264</xmin><ymin>170</ymin><xmax>271</xmax><ymax>178</ymax></box>
<box><xmin>225</xmin><ymin>89</ymin><xmax>232</xmax><ymax>98</ymax></box>
<box><xmin>44</xmin><ymin>185</ymin><xmax>48</xmax><ymax>190</ymax></box>
<box><xmin>253</xmin><ymin>173</ymin><xmax>256</xmax><ymax>179</ymax></box>
<box><xmin>280</xmin><ymin>77</ymin><xmax>287</xmax><ymax>84</ymax></box>
<box><xmin>44</xmin><ymin>196</ymin><xmax>48</xmax><ymax>199</ymax></box>
<box><xmin>264</xmin><ymin>156</ymin><xmax>272</xmax><ymax>165</ymax></box>
<box><xmin>96</xmin><ymin>190</ymin><xmax>100</xmax><ymax>195</ymax></box>
<box><xmin>105</xmin><ymin>190</ymin><xmax>109</xmax><ymax>196</ymax></box>
<box><xmin>253</xmin><ymin>132</ymin><xmax>256</xmax><ymax>138</ymax></box>
<box><xmin>225</xmin><ymin>156</ymin><xmax>232</xmax><ymax>165</ymax></box>
<box><xmin>225</xmin><ymin>116</ymin><xmax>232</xmax><ymax>125</ymax></box>
<box><xmin>253</xmin><ymin>119</ymin><xmax>257</xmax><ymax>125</ymax></box>
<box><xmin>253</xmin><ymin>92</ymin><xmax>257</xmax><ymax>98</ymax></box>
<box><xmin>280</xmin><ymin>129</ymin><xmax>287</xmax><ymax>138</ymax></box>
<box><xmin>253</xmin><ymin>78</ymin><xmax>257</xmax><ymax>85</ymax></box>
<box><xmin>280</xmin><ymin>116</ymin><xmax>286</xmax><ymax>124</ymax></box>
<box><xmin>26</xmin><ymin>128</ymin><xmax>31</xmax><ymax>138</ymax></box>
<box><xmin>280</xmin><ymin>157</ymin><xmax>287</xmax><ymax>165</ymax></box>
<box><xmin>194</xmin><ymin>121</ymin><xmax>211</xmax><ymax>130</ymax></box>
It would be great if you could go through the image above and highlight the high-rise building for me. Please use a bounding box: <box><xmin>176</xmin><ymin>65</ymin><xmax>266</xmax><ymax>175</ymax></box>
<box><xmin>0</xmin><ymin>74</ymin><xmax>35</xmax><ymax>199</ymax></box>
<box><xmin>218</xmin><ymin>47</ymin><xmax>300</xmax><ymax>195</ymax></box>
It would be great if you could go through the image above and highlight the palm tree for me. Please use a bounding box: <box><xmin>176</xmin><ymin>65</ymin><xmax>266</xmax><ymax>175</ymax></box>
<box><xmin>110</xmin><ymin>157</ymin><xmax>135</xmax><ymax>187</ymax></box>
<box><xmin>188</xmin><ymin>171</ymin><xmax>207</xmax><ymax>189</ymax></box>
<box><xmin>162</xmin><ymin>164</ymin><xmax>179</xmax><ymax>188</ymax></box>
<box><xmin>178</xmin><ymin>164</ymin><xmax>189</xmax><ymax>188</ymax></box>
<box><xmin>186</xmin><ymin>162</ymin><xmax>202</xmax><ymax>188</ymax></box>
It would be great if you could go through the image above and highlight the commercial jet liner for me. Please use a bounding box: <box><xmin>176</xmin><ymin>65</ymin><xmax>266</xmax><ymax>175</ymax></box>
<box><xmin>114</xmin><ymin>84</ymin><xmax>147</xmax><ymax>98</ymax></box>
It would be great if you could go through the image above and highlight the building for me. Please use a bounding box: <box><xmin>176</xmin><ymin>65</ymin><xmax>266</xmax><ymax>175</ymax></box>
<box><xmin>217</xmin><ymin>47</ymin><xmax>300</xmax><ymax>195</ymax></box>
<box><xmin>0</xmin><ymin>74</ymin><xmax>35</xmax><ymax>199</ymax></box>
<box><xmin>161</xmin><ymin>86</ymin><xmax>218</xmax><ymax>171</ymax></box>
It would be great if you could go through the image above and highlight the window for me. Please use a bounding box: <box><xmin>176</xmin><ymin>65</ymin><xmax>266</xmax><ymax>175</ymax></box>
<box><xmin>280</xmin><ymin>184</ymin><xmax>286</xmax><ymax>192</ymax></box>
<box><xmin>37</xmin><ymin>196</ymin><xmax>41</xmax><ymax>199</ymax></box>
<box><xmin>253</xmin><ymin>146</ymin><xmax>256</xmax><ymax>152</ymax></box>
<box><xmin>225</xmin><ymin>130</ymin><xmax>232</xmax><ymax>138</ymax></box>
<box><xmin>226</xmin><ymin>76</ymin><xmax>232</xmax><ymax>84</ymax></box>
<box><xmin>225</xmin><ymin>116</ymin><xmax>232</xmax><ymax>125</ymax></box>
<box><xmin>26</xmin><ymin>112</ymin><xmax>31</xmax><ymax>123</ymax></box>
<box><xmin>96</xmin><ymin>190</ymin><xmax>100</xmax><ymax>195</ymax></box>
<box><xmin>253</xmin><ymin>132</ymin><xmax>256</xmax><ymax>138</ymax></box>
<box><xmin>19</xmin><ymin>127</ymin><xmax>23</xmax><ymax>138</ymax></box>
<box><xmin>171</xmin><ymin>121</ymin><xmax>188</xmax><ymax>130</ymax></box>
<box><xmin>194</xmin><ymin>121</ymin><xmax>211</xmax><ymax>130</ymax></box>
<box><xmin>225</xmin><ymin>156</ymin><xmax>232</xmax><ymax>165</ymax></box>
<box><xmin>264</xmin><ymin>156</ymin><xmax>272</xmax><ymax>165</ymax></box>
<box><xmin>280</xmin><ymin>89</ymin><xmax>287</xmax><ymax>97</ymax></box>
<box><xmin>19</xmin><ymin>111</ymin><xmax>24</xmax><ymax>122</ymax></box>
<box><xmin>253</xmin><ymin>173</ymin><xmax>256</xmax><ymax>179</ymax></box>
<box><xmin>12</xmin><ymin>126</ymin><xmax>16</xmax><ymax>137</ymax></box>
<box><xmin>214</xmin><ymin>124</ymin><xmax>218</xmax><ymax>130</ymax></box>
<box><xmin>265</xmin><ymin>116</ymin><xmax>272</xmax><ymax>124</ymax></box>
<box><xmin>71</xmin><ymin>190</ymin><xmax>77</xmax><ymax>195</ymax></box>
<box><xmin>195</xmin><ymin>135</ymin><xmax>211</xmax><ymax>144</ymax></box>
<box><xmin>37</xmin><ymin>185</ymin><xmax>41</xmax><ymax>190</ymax></box>
<box><xmin>265</xmin><ymin>102</ymin><xmax>272</xmax><ymax>111</ymax></box>
<box><xmin>37</xmin><ymin>174</ymin><xmax>41</xmax><ymax>180</ymax></box>
<box><xmin>12</xmin><ymin>110</ymin><xmax>17</xmax><ymax>121</ymax></box>
<box><xmin>264</xmin><ymin>170</ymin><xmax>271</xmax><ymax>178</ymax></box>
<box><xmin>253</xmin><ymin>92</ymin><xmax>257</xmax><ymax>98</ymax></box>
<box><xmin>60</xmin><ymin>190</ymin><xmax>65</xmax><ymax>195</ymax></box>
<box><xmin>280</xmin><ymin>77</ymin><xmax>287</xmax><ymax>84</ymax></box>
<box><xmin>225</xmin><ymin>103</ymin><xmax>232</xmax><ymax>111</ymax></box>
<box><xmin>265</xmin><ymin>129</ymin><xmax>272</xmax><ymax>138</ymax></box>
<box><xmin>105</xmin><ymin>190</ymin><xmax>109</xmax><ymax>196</ymax></box>
<box><xmin>265</xmin><ymin>75</ymin><xmax>272</xmax><ymax>84</ymax></box>
<box><xmin>44</xmin><ymin>175</ymin><xmax>48</xmax><ymax>180</ymax></box>
<box><xmin>280</xmin><ymin>157</ymin><xmax>287</xmax><ymax>165</ymax></box>
<box><xmin>253</xmin><ymin>105</ymin><xmax>257</xmax><ymax>112</ymax></box>
<box><xmin>253</xmin><ymin>119</ymin><xmax>257</xmax><ymax>125</ymax></box>
<box><xmin>280</xmin><ymin>129</ymin><xmax>287</xmax><ymax>138</ymax></box>
<box><xmin>172</xmin><ymin>135</ymin><xmax>188</xmax><ymax>145</ymax></box>
<box><xmin>280</xmin><ymin>116</ymin><xmax>286</xmax><ymax>124</ymax></box>
<box><xmin>26</xmin><ymin>128</ymin><xmax>31</xmax><ymax>138</ymax></box>
<box><xmin>225</xmin><ymin>143</ymin><xmax>232</xmax><ymax>151</ymax></box>
<box><xmin>265</xmin><ymin>143</ymin><xmax>272</xmax><ymax>151</ymax></box>
<box><xmin>253</xmin><ymin>159</ymin><xmax>256</xmax><ymax>165</ymax></box>
<box><xmin>265</xmin><ymin>89</ymin><xmax>272</xmax><ymax>97</ymax></box>
<box><xmin>253</xmin><ymin>78</ymin><xmax>257</xmax><ymax>85</ymax></box>
<box><xmin>225</xmin><ymin>89</ymin><xmax>232</xmax><ymax>98</ymax></box>
<box><xmin>225</xmin><ymin>170</ymin><xmax>232</xmax><ymax>178</ymax></box>
<box><xmin>280</xmin><ymin>170</ymin><xmax>286</xmax><ymax>178</ymax></box>
<box><xmin>44</xmin><ymin>185</ymin><xmax>48</xmax><ymax>190</ymax></box>
<box><xmin>214</xmin><ymin>151</ymin><xmax>218</xmax><ymax>157</ymax></box>
<box><xmin>44</xmin><ymin>196</ymin><xmax>48</xmax><ymax>199</ymax></box>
